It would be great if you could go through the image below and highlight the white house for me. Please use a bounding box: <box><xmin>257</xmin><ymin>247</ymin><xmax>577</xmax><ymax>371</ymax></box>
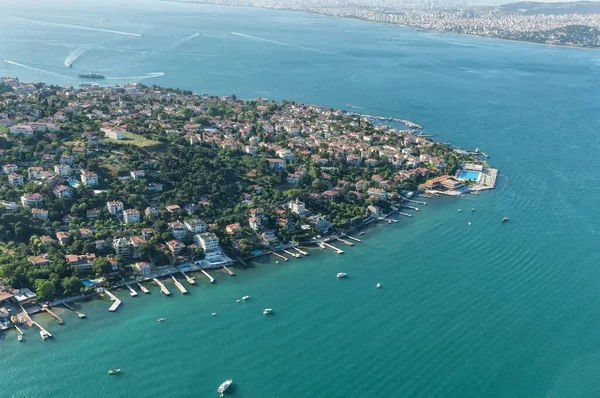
<box><xmin>168</xmin><ymin>221</ymin><xmax>187</xmax><ymax>240</ymax></box>
<box><xmin>21</xmin><ymin>193</ymin><xmax>43</xmax><ymax>208</ymax></box>
<box><xmin>7</xmin><ymin>173</ymin><xmax>24</xmax><ymax>186</ymax></box>
<box><xmin>107</xmin><ymin>200</ymin><xmax>124</xmax><ymax>215</ymax></box>
<box><xmin>31</xmin><ymin>208</ymin><xmax>49</xmax><ymax>221</ymax></box>
<box><xmin>53</xmin><ymin>185</ymin><xmax>73</xmax><ymax>198</ymax></box>
<box><xmin>130</xmin><ymin>170</ymin><xmax>145</xmax><ymax>180</ymax></box>
<box><xmin>134</xmin><ymin>261</ymin><xmax>151</xmax><ymax>276</ymax></box>
<box><xmin>183</xmin><ymin>219</ymin><xmax>207</xmax><ymax>234</ymax></box>
<box><xmin>27</xmin><ymin>166</ymin><xmax>44</xmax><ymax>180</ymax></box>
<box><xmin>102</xmin><ymin>128</ymin><xmax>125</xmax><ymax>140</ymax></box>
<box><xmin>81</xmin><ymin>170</ymin><xmax>99</xmax><ymax>186</ymax></box>
<box><xmin>9</xmin><ymin>124</ymin><xmax>34</xmax><ymax>136</ymax></box>
<box><xmin>288</xmin><ymin>198</ymin><xmax>306</xmax><ymax>216</ymax></box>
<box><xmin>123</xmin><ymin>209</ymin><xmax>141</xmax><ymax>224</ymax></box>
<box><xmin>54</xmin><ymin>164</ymin><xmax>72</xmax><ymax>177</ymax></box>
<box><xmin>249</xmin><ymin>217</ymin><xmax>261</xmax><ymax>231</ymax></box>
<box><xmin>194</xmin><ymin>232</ymin><xmax>220</xmax><ymax>253</ymax></box>
<box><xmin>2</xmin><ymin>164</ymin><xmax>18</xmax><ymax>174</ymax></box>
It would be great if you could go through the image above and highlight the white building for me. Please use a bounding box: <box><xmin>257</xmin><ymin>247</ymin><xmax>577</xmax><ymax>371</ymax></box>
<box><xmin>134</xmin><ymin>262</ymin><xmax>151</xmax><ymax>276</ymax></box>
<box><xmin>21</xmin><ymin>193</ymin><xmax>43</xmax><ymax>208</ymax></box>
<box><xmin>194</xmin><ymin>232</ymin><xmax>220</xmax><ymax>253</ymax></box>
<box><xmin>183</xmin><ymin>219</ymin><xmax>207</xmax><ymax>234</ymax></box>
<box><xmin>102</xmin><ymin>128</ymin><xmax>125</xmax><ymax>140</ymax></box>
<box><xmin>107</xmin><ymin>201</ymin><xmax>124</xmax><ymax>215</ymax></box>
<box><xmin>2</xmin><ymin>164</ymin><xmax>18</xmax><ymax>174</ymax></box>
<box><xmin>130</xmin><ymin>170</ymin><xmax>145</xmax><ymax>180</ymax></box>
<box><xmin>7</xmin><ymin>173</ymin><xmax>24</xmax><ymax>186</ymax></box>
<box><xmin>288</xmin><ymin>199</ymin><xmax>306</xmax><ymax>216</ymax></box>
<box><xmin>28</xmin><ymin>167</ymin><xmax>44</xmax><ymax>180</ymax></box>
<box><xmin>31</xmin><ymin>208</ymin><xmax>49</xmax><ymax>221</ymax></box>
<box><xmin>54</xmin><ymin>164</ymin><xmax>72</xmax><ymax>177</ymax></box>
<box><xmin>168</xmin><ymin>221</ymin><xmax>187</xmax><ymax>240</ymax></box>
<box><xmin>123</xmin><ymin>209</ymin><xmax>141</xmax><ymax>224</ymax></box>
<box><xmin>249</xmin><ymin>217</ymin><xmax>261</xmax><ymax>231</ymax></box>
<box><xmin>81</xmin><ymin>170</ymin><xmax>99</xmax><ymax>186</ymax></box>
<box><xmin>53</xmin><ymin>185</ymin><xmax>74</xmax><ymax>198</ymax></box>
<box><xmin>9</xmin><ymin>124</ymin><xmax>34</xmax><ymax>136</ymax></box>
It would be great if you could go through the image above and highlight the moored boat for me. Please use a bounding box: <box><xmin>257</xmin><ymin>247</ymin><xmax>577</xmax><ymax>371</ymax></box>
<box><xmin>218</xmin><ymin>379</ymin><xmax>233</xmax><ymax>395</ymax></box>
<box><xmin>18</xmin><ymin>335</ymin><xmax>23</xmax><ymax>342</ymax></box>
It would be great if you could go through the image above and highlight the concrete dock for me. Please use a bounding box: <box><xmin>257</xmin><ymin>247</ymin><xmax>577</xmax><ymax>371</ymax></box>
<box><xmin>273</xmin><ymin>252</ymin><xmax>288</xmax><ymax>261</ymax></box>
<box><xmin>171</xmin><ymin>275</ymin><xmax>188</xmax><ymax>294</ymax></box>
<box><xmin>63</xmin><ymin>303</ymin><xmax>86</xmax><ymax>318</ymax></box>
<box><xmin>334</xmin><ymin>237</ymin><xmax>354</xmax><ymax>246</ymax></box>
<box><xmin>317</xmin><ymin>242</ymin><xmax>326</xmax><ymax>249</ymax></box>
<box><xmin>14</xmin><ymin>325</ymin><xmax>24</xmax><ymax>335</ymax></box>
<box><xmin>42</xmin><ymin>306</ymin><xmax>64</xmax><ymax>325</ymax></box>
<box><xmin>398</xmin><ymin>212</ymin><xmax>412</xmax><ymax>217</ymax></box>
<box><xmin>293</xmin><ymin>246</ymin><xmax>308</xmax><ymax>256</ymax></box>
<box><xmin>153</xmin><ymin>278</ymin><xmax>171</xmax><ymax>296</ymax></box>
<box><xmin>104</xmin><ymin>290</ymin><xmax>122</xmax><ymax>312</ymax></box>
<box><xmin>402</xmin><ymin>205</ymin><xmax>419</xmax><ymax>211</ymax></box>
<box><xmin>345</xmin><ymin>235</ymin><xmax>362</xmax><ymax>243</ymax></box>
<box><xmin>181</xmin><ymin>271</ymin><xmax>196</xmax><ymax>284</ymax></box>
<box><xmin>282</xmin><ymin>249</ymin><xmax>300</xmax><ymax>258</ymax></box>
<box><xmin>32</xmin><ymin>321</ymin><xmax>52</xmax><ymax>339</ymax></box>
<box><xmin>137</xmin><ymin>282</ymin><xmax>150</xmax><ymax>294</ymax></box>
<box><xmin>223</xmin><ymin>266</ymin><xmax>235</xmax><ymax>276</ymax></box>
<box><xmin>323</xmin><ymin>242</ymin><xmax>344</xmax><ymax>254</ymax></box>
<box><xmin>126</xmin><ymin>284</ymin><xmax>138</xmax><ymax>297</ymax></box>
<box><xmin>201</xmin><ymin>270</ymin><xmax>215</xmax><ymax>283</ymax></box>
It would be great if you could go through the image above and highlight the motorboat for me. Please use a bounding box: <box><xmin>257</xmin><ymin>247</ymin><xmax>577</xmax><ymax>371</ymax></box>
<box><xmin>18</xmin><ymin>335</ymin><xmax>23</xmax><ymax>342</ymax></box>
<box><xmin>502</xmin><ymin>217</ymin><xmax>509</xmax><ymax>222</ymax></box>
<box><xmin>242</xmin><ymin>296</ymin><xmax>250</xmax><ymax>301</ymax></box>
<box><xmin>337</xmin><ymin>272</ymin><xmax>347</xmax><ymax>278</ymax></box>
<box><xmin>218</xmin><ymin>379</ymin><xmax>233</xmax><ymax>395</ymax></box>
<box><xmin>457</xmin><ymin>209</ymin><xmax>462</xmax><ymax>212</ymax></box>
<box><xmin>211</xmin><ymin>312</ymin><xmax>217</xmax><ymax>316</ymax></box>
<box><xmin>263</xmin><ymin>308</ymin><xmax>273</xmax><ymax>315</ymax></box>
<box><xmin>376</xmin><ymin>283</ymin><xmax>381</xmax><ymax>288</ymax></box>
<box><xmin>468</xmin><ymin>222</ymin><xmax>472</xmax><ymax>226</ymax></box>
<box><xmin>108</xmin><ymin>369</ymin><xmax>121</xmax><ymax>375</ymax></box>
<box><xmin>40</xmin><ymin>330</ymin><xmax>50</xmax><ymax>340</ymax></box>
<box><xmin>158</xmin><ymin>318</ymin><xmax>165</xmax><ymax>322</ymax></box>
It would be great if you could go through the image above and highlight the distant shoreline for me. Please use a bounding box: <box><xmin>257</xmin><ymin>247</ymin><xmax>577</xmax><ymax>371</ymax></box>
<box><xmin>162</xmin><ymin>0</ymin><xmax>599</xmax><ymax>52</ymax></box>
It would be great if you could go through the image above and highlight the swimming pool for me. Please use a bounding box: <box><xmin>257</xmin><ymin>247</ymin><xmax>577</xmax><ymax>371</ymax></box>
<box><xmin>458</xmin><ymin>170</ymin><xmax>481</xmax><ymax>181</ymax></box>
<box><xmin>81</xmin><ymin>278</ymin><xmax>102</xmax><ymax>287</ymax></box>
<box><xmin>250</xmin><ymin>250</ymin><xmax>263</xmax><ymax>255</ymax></box>
<box><xmin>177</xmin><ymin>264</ymin><xmax>192</xmax><ymax>270</ymax></box>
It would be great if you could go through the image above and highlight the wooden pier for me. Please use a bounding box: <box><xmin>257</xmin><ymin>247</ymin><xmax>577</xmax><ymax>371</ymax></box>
<box><xmin>282</xmin><ymin>249</ymin><xmax>300</xmax><ymax>258</ymax></box>
<box><xmin>153</xmin><ymin>278</ymin><xmax>171</xmax><ymax>296</ymax></box>
<box><xmin>293</xmin><ymin>246</ymin><xmax>308</xmax><ymax>256</ymax></box>
<box><xmin>14</xmin><ymin>325</ymin><xmax>24</xmax><ymax>335</ymax></box>
<box><xmin>344</xmin><ymin>235</ymin><xmax>362</xmax><ymax>243</ymax></box>
<box><xmin>223</xmin><ymin>266</ymin><xmax>235</xmax><ymax>276</ymax></box>
<box><xmin>398</xmin><ymin>212</ymin><xmax>412</xmax><ymax>217</ymax></box>
<box><xmin>171</xmin><ymin>275</ymin><xmax>188</xmax><ymax>294</ymax></box>
<box><xmin>63</xmin><ymin>303</ymin><xmax>85</xmax><ymax>318</ymax></box>
<box><xmin>317</xmin><ymin>242</ymin><xmax>326</xmax><ymax>249</ymax></box>
<box><xmin>334</xmin><ymin>237</ymin><xmax>354</xmax><ymax>246</ymax></box>
<box><xmin>402</xmin><ymin>197</ymin><xmax>427</xmax><ymax>205</ymax></box>
<box><xmin>126</xmin><ymin>284</ymin><xmax>138</xmax><ymax>297</ymax></box>
<box><xmin>323</xmin><ymin>242</ymin><xmax>344</xmax><ymax>254</ymax></box>
<box><xmin>273</xmin><ymin>252</ymin><xmax>288</xmax><ymax>262</ymax></box>
<box><xmin>180</xmin><ymin>271</ymin><xmax>196</xmax><ymax>284</ymax></box>
<box><xmin>32</xmin><ymin>321</ymin><xmax>52</xmax><ymax>339</ymax></box>
<box><xmin>402</xmin><ymin>205</ymin><xmax>419</xmax><ymax>211</ymax></box>
<box><xmin>104</xmin><ymin>290</ymin><xmax>122</xmax><ymax>312</ymax></box>
<box><xmin>41</xmin><ymin>306</ymin><xmax>64</xmax><ymax>325</ymax></box>
<box><xmin>201</xmin><ymin>270</ymin><xmax>215</xmax><ymax>283</ymax></box>
<box><xmin>137</xmin><ymin>282</ymin><xmax>150</xmax><ymax>294</ymax></box>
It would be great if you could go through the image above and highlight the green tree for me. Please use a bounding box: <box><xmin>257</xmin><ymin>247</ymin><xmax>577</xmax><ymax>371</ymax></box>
<box><xmin>92</xmin><ymin>257</ymin><xmax>114</xmax><ymax>276</ymax></box>
<box><xmin>35</xmin><ymin>279</ymin><xmax>56</xmax><ymax>301</ymax></box>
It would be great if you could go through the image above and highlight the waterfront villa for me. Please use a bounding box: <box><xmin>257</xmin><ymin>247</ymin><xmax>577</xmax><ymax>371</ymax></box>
<box><xmin>134</xmin><ymin>261</ymin><xmax>151</xmax><ymax>276</ymax></box>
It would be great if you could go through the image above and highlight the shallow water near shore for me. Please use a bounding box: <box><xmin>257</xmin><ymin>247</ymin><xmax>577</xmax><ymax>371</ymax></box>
<box><xmin>1</xmin><ymin>1</ymin><xmax>600</xmax><ymax>397</ymax></box>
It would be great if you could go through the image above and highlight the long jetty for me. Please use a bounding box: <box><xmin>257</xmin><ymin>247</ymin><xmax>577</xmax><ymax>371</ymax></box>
<box><xmin>282</xmin><ymin>249</ymin><xmax>300</xmax><ymax>258</ymax></box>
<box><xmin>42</xmin><ymin>306</ymin><xmax>64</xmax><ymax>325</ymax></box>
<box><xmin>334</xmin><ymin>237</ymin><xmax>354</xmax><ymax>246</ymax></box>
<box><xmin>14</xmin><ymin>325</ymin><xmax>24</xmax><ymax>335</ymax></box>
<box><xmin>273</xmin><ymin>252</ymin><xmax>288</xmax><ymax>262</ymax></box>
<box><xmin>171</xmin><ymin>275</ymin><xmax>188</xmax><ymax>294</ymax></box>
<box><xmin>137</xmin><ymin>282</ymin><xmax>150</xmax><ymax>294</ymax></box>
<box><xmin>63</xmin><ymin>302</ymin><xmax>86</xmax><ymax>318</ymax></box>
<box><xmin>344</xmin><ymin>235</ymin><xmax>361</xmax><ymax>243</ymax></box>
<box><xmin>293</xmin><ymin>246</ymin><xmax>308</xmax><ymax>256</ymax></box>
<box><xmin>201</xmin><ymin>270</ymin><xmax>215</xmax><ymax>283</ymax></box>
<box><xmin>181</xmin><ymin>271</ymin><xmax>196</xmax><ymax>284</ymax></box>
<box><xmin>126</xmin><ymin>284</ymin><xmax>138</xmax><ymax>297</ymax></box>
<box><xmin>323</xmin><ymin>242</ymin><xmax>344</xmax><ymax>254</ymax></box>
<box><xmin>402</xmin><ymin>205</ymin><xmax>419</xmax><ymax>211</ymax></box>
<box><xmin>153</xmin><ymin>278</ymin><xmax>171</xmax><ymax>295</ymax></box>
<box><xmin>223</xmin><ymin>266</ymin><xmax>235</xmax><ymax>276</ymax></box>
<box><xmin>104</xmin><ymin>290</ymin><xmax>122</xmax><ymax>312</ymax></box>
<box><xmin>398</xmin><ymin>212</ymin><xmax>412</xmax><ymax>217</ymax></box>
<box><xmin>32</xmin><ymin>320</ymin><xmax>52</xmax><ymax>339</ymax></box>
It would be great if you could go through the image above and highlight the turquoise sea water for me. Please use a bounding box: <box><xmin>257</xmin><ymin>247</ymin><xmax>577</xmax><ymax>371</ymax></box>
<box><xmin>2</xmin><ymin>1</ymin><xmax>600</xmax><ymax>397</ymax></box>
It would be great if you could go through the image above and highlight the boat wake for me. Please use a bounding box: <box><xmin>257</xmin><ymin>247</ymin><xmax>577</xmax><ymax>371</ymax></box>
<box><xmin>165</xmin><ymin>33</ymin><xmax>201</xmax><ymax>50</ymax></box>
<box><xmin>64</xmin><ymin>45</ymin><xmax>95</xmax><ymax>68</ymax></box>
<box><xmin>105</xmin><ymin>72</ymin><xmax>165</xmax><ymax>81</ymax></box>
<box><xmin>3</xmin><ymin>60</ymin><xmax>72</xmax><ymax>79</ymax></box>
<box><xmin>231</xmin><ymin>32</ymin><xmax>347</xmax><ymax>57</ymax></box>
<box><xmin>10</xmin><ymin>16</ymin><xmax>143</xmax><ymax>37</ymax></box>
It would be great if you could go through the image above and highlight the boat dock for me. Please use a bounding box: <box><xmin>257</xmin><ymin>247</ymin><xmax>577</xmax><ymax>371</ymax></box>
<box><xmin>317</xmin><ymin>242</ymin><xmax>326</xmax><ymax>249</ymax></box>
<box><xmin>273</xmin><ymin>252</ymin><xmax>288</xmax><ymax>262</ymax></box>
<box><xmin>126</xmin><ymin>284</ymin><xmax>138</xmax><ymax>297</ymax></box>
<box><xmin>104</xmin><ymin>290</ymin><xmax>122</xmax><ymax>312</ymax></box>
<box><xmin>63</xmin><ymin>303</ymin><xmax>85</xmax><ymax>318</ymax></box>
<box><xmin>323</xmin><ymin>242</ymin><xmax>344</xmax><ymax>254</ymax></box>
<box><xmin>402</xmin><ymin>197</ymin><xmax>427</xmax><ymax>205</ymax></box>
<box><xmin>223</xmin><ymin>266</ymin><xmax>235</xmax><ymax>276</ymax></box>
<box><xmin>402</xmin><ymin>205</ymin><xmax>419</xmax><ymax>211</ymax></box>
<box><xmin>293</xmin><ymin>246</ymin><xmax>308</xmax><ymax>256</ymax></box>
<box><xmin>282</xmin><ymin>249</ymin><xmax>300</xmax><ymax>258</ymax></box>
<box><xmin>344</xmin><ymin>235</ymin><xmax>362</xmax><ymax>243</ymax></box>
<box><xmin>32</xmin><ymin>320</ymin><xmax>52</xmax><ymax>339</ymax></box>
<box><xmin>180</xmin><ymin>271</ymin><xmax>196</xmax><ymax>284</ymax></box>
<box><xmin>137</xmin><ymin>282</ymin><xmax>150</xmax><ymax>294</ymax></box>
<box><xmin>201</xmin><ymin>270</ymin><xmax>215</xmax><ymax>283</ymax></box>
<box><xmin>171</xmin><ymin>275</ymin><xmax>188</xmax><ymax>294</ymax></box>
<box><xmin>334</xmin><ymin>237</ymin><xmax>354</xmax><ymax>246</ymax></box>
<box><xmin>14</xmin><ymin>325</ymin><xmax>24</xmax><ymax>335</ymax></box>
<box><xmin>41</xmin><ymin>306</ymin><xmax>64</xmax><ymax>325</ymax></box>
<box><xmin>153</xmin><ymin>278</ymin><xmax>171</xmax><ymax>296</ymax></box>
<box><xmin>398</xmin><ymin>212</ymin><xmax>412</xmax><ymax>217</ymax></box>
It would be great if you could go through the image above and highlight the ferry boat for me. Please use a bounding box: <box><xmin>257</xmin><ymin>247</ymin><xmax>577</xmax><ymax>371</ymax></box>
<box><xmin>263</xmin><ymin>308</ymin><xmax>273</xmax><ymax>315</ymax></box>
<box><xmin>337</xmin><ymin>272</ymin><xmax>347</xmax><ymax>278</ymax></box>
<box><xmin>218</xmin><ymin>379</ymin><xmax>232</xmax><ymax>395</ymax></box>
<box><xmin>78</xmin><ymin>73</ymin><xmax>105</xmax><ymax>79</ymax></box>
<box><xmin>108</xmin><ymin>369</ymin><xmax>121</xmax><ymax>375</ymax></box>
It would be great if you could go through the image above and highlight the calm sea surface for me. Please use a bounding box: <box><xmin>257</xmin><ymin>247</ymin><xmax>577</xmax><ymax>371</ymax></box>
<box><xmin>1</xmin><ymin>1</ymin><xmax>600</xmax><ymax>397</ymax></box>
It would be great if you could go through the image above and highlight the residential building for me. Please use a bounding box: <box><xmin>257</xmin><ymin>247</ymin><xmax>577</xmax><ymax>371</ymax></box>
<box><xmin>168</xmin><ymin>221</ymin><xmax>187</xmax><ymax>240</ymax></box>
<box><xmin>113</xmin><ymin>237</ymin><xmax>131</xmax><ymax>258</ymax></box>
<box><xmin>9</xmin><ymin>124</ymin><xmax>34</xmax><ymax>136</ymax></box>
<box><xmin>102</xmin><ymin>128</ymin><xmax>125</xmax><ymax>140</ymax></box>
<box><xmin>64</xmin><ymin>253</ymin><xmax>96</xmax><ymax>269</ymax></box>
<box><xmin>226</xmin><ymin>223</ymin><xmax>242</xmax><ymax>237</ymax></box>
<box><xmin>7</xmin><ymin>173</ymin><xmax>24</xmax><ymax>186</ymax></box>
<box><xmin>107</xmin><ymin>200</ymin><xmax>124</xmax><ymax>215</ymax></box>
<box><xmin>60</xmin><ymin>155</ymin><xmax>74</xmax><ymax>165</ymax></box>
<box><xmin>56</xmin><ymin>231</ymin><xmax>71</xmax><ymax>245</ymax></box>
<box><xmin>367</xmin><ymin>188</ymin><xmax>389</xmax><ymax>199</ymax></box>
<box><xmin>166</xmin><ymin>239</ymin><xmax>185</xmax><ymax>254</ymax></box>
<box><xmin>81</xmin><ymin>170</ymin><xmax>99</xmax><ymax>186</ymax></box>
<box><xmin>31</xmin><ymin>208</ymin><xmax>48</xmax><ymax>221</ymax></box>
<box><xmin>53</xmin><ymin>184</ymin><xmax>73</xmax><ymax>198</ymax></box>
<box><xmin>288</xmin><ymin>198</ymin><xmax>306</xmax><ymax>216</ymax></box>
<box><xmin>54</xmin><ymin>164</ymin><xmax>71</xmax><ymax>177</ymax></box>
<box><xmin>194</xmin><ymin>232</ymin><xmax>220</xmax><ymax>253</ymax></box>
<box><xmin>183</xmin><ymin>219</ymin><xmax>207</xmax><ymax>234</ymax></box>
<box><xmin>134</xmin><ymin>261</ymin><xmax>151</xmax><ymax>276</ymax></box>
<box><xmin>2</xmin><ymin>164</ymin><xmax>17</xmax><ymax>174</ymax></box>
<box><xmin>21</xmin><ymin>193</ymin><xmax>43</xmax><ymax>208</ymax></box>
<box><xmin>145</xmin><ymin>207</ymin><xmax>158</xmax><ymax>218</ymax></box>
<box><xmin>27</xmin><ymin>166</ymin><xmax>44</xmax><ymax>180</ymax></box>
<box><xmin>130</xmin><ymin>170</ymin><xmax>145</xmax><ymax>180</ymax></box>
<box><xmin>28</xmin><ymin>254</ymin><xmax>51</xmax><ymax>266</ymax></box>
<box><xmin>249</xmin><ymin>217</ymin><xmax>261</xmax><ymax>231</ymax></box>
<box><xmin>266</xmin><ymin>158</ymin><xmax>286</xmax><ymax>170</ymax></box>
<box><xmin>123</xmin><ymin>209</ymin><xmax>140</xmax><ymax>224</ymax></box>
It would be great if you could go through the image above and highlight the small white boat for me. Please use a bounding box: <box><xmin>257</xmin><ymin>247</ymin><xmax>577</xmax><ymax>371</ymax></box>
<box><xmin>263</xmin><ymin>308</ymin><xmax>273</xmax><ymax>315</ymax></box>
<box><xmin>471</xmin><ymin>208</ymin><xmax>476</xmax><ymax>212</ymax></box>
<box><xmin>211</xmin><ymin>312</ymin><xmax>217</xmax><ymax>316</ymax></box>
<box><xmin>275</xmin><ymin>261</ymin><xmax>279</xmax><ymax>264</ymax></box>
<box><xmin>242</xmin><ymin>295</ymin><xmax>250</xmax><ymax>301</ymax></box>
<box><xmin>40</xmin><ymin>330</ymin><xmax>50</xmax><ymax>340</ymax></box>
<box><xmin>468</xmin><ymin>222</ymin><xmax>472</xmax><ymax>226</ymax></box>
<box><xmin>18</xmin><ymin>335</ymin><xmax>23</xmax><ymax>342</ymax></box>
<box><xmin>457</xmin><ymin>209</ymin><xmax>462</xmax><ymax>212</ymax></box>
<box><xmin>502</xmin><ymin>217</ymin><xmax>509</xmax><ymax>223</ymax></box>
<box><xmin>218</xmin><ymin>379</ymin><xmax>233</xmax><ymax>395</ymax></box>
<box><xmin>108</xmin><ymin>368</ymin><xmax>121</xmax><ymax>375</ymax></box>
<box><xmin>236</xmin><ymin>299</ymin><xmax>241</xmax><ymax>303</ymax></box>
<box><xmin>158</xmin><ymin>318</ymin><xmax>165</xmax><ymax>322</ymax></box>
<box><xmin>337</xmin><ymin>272</ymin><xmax>347</xmax><ymax>278</ymax></box>
<box><xmin>376</xmin><ymin>283</ymin><xmax>381</xmax><ymax>288</ymax></box>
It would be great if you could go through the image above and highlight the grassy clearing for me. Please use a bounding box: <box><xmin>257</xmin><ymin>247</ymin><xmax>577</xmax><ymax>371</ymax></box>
<box><xmin>106</xmin><ymin>132</ymin><xmax>163</xmax><ymax>150</ymax></box>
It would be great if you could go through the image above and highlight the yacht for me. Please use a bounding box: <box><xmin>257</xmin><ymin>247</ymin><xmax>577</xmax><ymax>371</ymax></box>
<box><xmin>242</xmin><ymin>296</ymin><xmax>250</xmax><ymax>301</ymax></box>
<box><xmin>108</xmin><ymin>369</ymin><xmax>121</xmax><ymax>375</ymax></box>
<box><xmin>337</xmin><ymin>272</ymin><xmax>347</xmax><ymax>278</ymax></box>
<box><xmin>218</xmin><ymin>379</ymin><xmax>233</xmax><ymax>395</ymax></box>
<box><xmin>471</xmin><ymin>208</ymin><xmax>476</xmax><ymax>212</ymax></box>
<box><xmin>263</xmin><ymin>308</ymin><xmax>273</xmax><ymax>315</ymax></box>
